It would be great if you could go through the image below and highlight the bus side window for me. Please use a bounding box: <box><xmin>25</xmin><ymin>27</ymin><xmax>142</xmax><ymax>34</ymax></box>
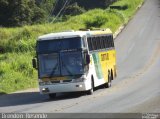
<box><xmin>87</xmin><ymin>37</ymin><xmax>92</xmax><ymax>51</ymax></box>
<box><xmin>102</xmin><ymin>37</ymin><xmax>105</xmax><ymax>49</ymax></box>
<box><xmin>104</xmin><ymin>36</ymin><xmax>106</xmax><ymax>48</ymax></box>
<box><xmin>108</xmin><ymin>36</ymin><xmax>110</xmax><ymax>48</ymax></box>
<box><xmin>106</xmin><ymin>36</ymin><xmax>109</xmax><ymax>48</ymax></box>
<box><xmin>91</xmin><ymin>37</ymin><xmax>94</xmax><ymax>51</ymax></box>
<box><xmin>100</xmin><ymin>36</ymin><xmax>103</xmax><ymax>49</ymax></box>
<box><xmin>98</xmin><ymin>37</ymin><xmax>101</xmax><ymax>49</ymax></box>
<box><xmin>96</xmin><ymin>37</ymin><xmax>100</xmax><ymax>50</ymax></box>
<box><xmin>94</xmin><ymin>37</ymin><xmax>99</xmax><ymax>50</ymax></box>
<box><xmin>109</xmin><ymin>35</ymin><xmax>112</xmax><ymax>48</ymax></box>
<box><xmin>109</xmin><ymin>36</ymin><xmax>111</xmax><ymax>47</ymax></box>
<box><xmin>109</xmin><ymin>35</ymin><xmax>114</xmax><ymax>48</ymax></box>
<box><xmin>92</xmin><ymin>37</ymin><xmax>95</xmax><ymax>50</ymax></box>
<box><xmin>94</xmin><ymin>37</ymin><xmax>96</xmax><ymax>50</ymax></box>
<box><xmin>93</xmin><ymin>37</ymin><xmax>96</xmax><ymax>50</ymax></box>
<box><xmin>111</xmin><ymin>35</ymin><xmax>114</xmax><ymax>47</ymax></box>
<box><xmin>108</xmin><ymin>35</ymin><xmax>111</xmax><ymax>48</ymax></box>
<box><xmin>102</xmin><ymin>36</ymin><xmax>106</xmax><ymax>49</ymax></box>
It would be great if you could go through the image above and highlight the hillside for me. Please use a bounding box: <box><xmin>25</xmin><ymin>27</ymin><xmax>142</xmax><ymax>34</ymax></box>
<box><xmin>53</xmin><ymin>0</ymin><xmax>117</xmax><ymax>15</ymax></box>
<box><xmin>0</xmin><ymin>0</ymin><xmax>144</xmax><ymax>94</ymax></box>
<box><xmin>0</xmin><ymin>0</ymin><xmax>116</xmax><ymax>27</ymax></box>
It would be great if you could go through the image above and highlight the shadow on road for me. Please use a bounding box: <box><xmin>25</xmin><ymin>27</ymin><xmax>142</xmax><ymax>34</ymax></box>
<box><xmin>0</xmin><ymin>91</ymin><xmax>86</xmax><ymax>107</ymax></box>
<box><xmin>0</xmin><ymin>92</ymin><xmax>45</xmax><ymax>107</ymax></box>
<box><xmin>0</xmin><ymin>85</ymin><xmax>105</xmax><ymax>107</ymax></box>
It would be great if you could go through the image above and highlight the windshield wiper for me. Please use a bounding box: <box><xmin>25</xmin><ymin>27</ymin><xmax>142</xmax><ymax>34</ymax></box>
<box><xmin>49</xmin><ymin>63</ymin><xmax>59</xmax><ymax>77</ymax></box>
<box><xmin>61</xmin><ymin>60</ymin><xmax>73</xmax><ymax>76</ymax></box>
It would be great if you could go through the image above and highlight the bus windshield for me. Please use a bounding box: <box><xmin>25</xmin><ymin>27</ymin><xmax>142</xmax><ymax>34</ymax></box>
<box><xmin>37</xmin><ymin>37</ymin><xmax>83</xmax><ymax>53</ymax></box>
<box><xmin>38</xmin><ymin>53</ymin><xmax>60</xmax><ymax>78</ymax></box>
<box><xmin>38</xmin><ymin>51</ymin><xmax>84</xmax><ymax>78</ymax></box>
<box><xmin>37</xmin><ymin>37</ymin><xmax>85</xmax><ymax>78</ymax></box>
<box><xmin>61</xmin><ymin>51</ymin><xmax>84</xmax><ymax>76</ymax></box>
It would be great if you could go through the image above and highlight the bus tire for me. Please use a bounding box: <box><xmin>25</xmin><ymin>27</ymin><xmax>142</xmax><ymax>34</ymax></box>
<box><xmin>87</xmin><ymin>78</ymin><xmax>94</xmax><ymax>95</ymax></box>
<box><xmin>111</xmin><ymin>69</ymin><xmax>114</xmax><ymax>80</ymax></box>
<box><xmin>49</xmin><ymin>93</ymin><xmax>56</xmax><ymax>99</ymax></box>
<box><xmin>104</xmin><ymin>73</ymin><xmax>112</xmax><ymax>88</ymax></box>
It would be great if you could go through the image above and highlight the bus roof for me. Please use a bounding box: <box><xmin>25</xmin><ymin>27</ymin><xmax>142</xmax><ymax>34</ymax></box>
<box><xmin>89</xmin><ymin>28</ymin><xmax>112</xmax><ymax>35</ymax></box>
<box><xmin>38</xmin><ymin>29</ymin><xmax>112</xmax><ymax>41</ymax></box>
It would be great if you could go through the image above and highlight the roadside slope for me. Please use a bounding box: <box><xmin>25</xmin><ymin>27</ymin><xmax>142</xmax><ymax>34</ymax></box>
<box><xmin>0</xmin><ymin>0</ymin><xmax>143</xmax><ymax>94</ymax></box>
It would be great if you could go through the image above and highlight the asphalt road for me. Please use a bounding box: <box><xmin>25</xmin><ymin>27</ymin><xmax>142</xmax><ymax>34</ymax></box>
<box><xmin>0</xmin><ymin>0</ymin><xmax>160</xmax><ymax>114</ymax></box>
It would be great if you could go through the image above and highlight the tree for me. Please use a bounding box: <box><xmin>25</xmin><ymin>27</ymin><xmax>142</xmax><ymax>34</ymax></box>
<box><xmin>8</xmin><ymin>0</ymin><xmax>33</xmax><ymax>26</ymax></box>
<box><xmin>53</xmin><ymin>0</ymin><xmax>117</xmax><ymax>16</ymax></box>
<box><xmin>0</xmin><ymin>0</ymin><xmax>9</xmax><ymax>26</ymax></box>
<box><xmin>32</xmin><ymin>6</ymin><xmax>46</xmax><ymax>24</ymax></box>
<box><xmin>36</xmin><ymin>0</ymin><xmax>56</xmax><ymax>16</ymax></box>
<box><xmin>0</xmin><ymin>0</ymin><xmax>47</xmax><ymax>27</ymax></box>
<box><xmin>63</xmin><ymin>3</ymin><xmax>85</xmax><ymax>16</ymax></box>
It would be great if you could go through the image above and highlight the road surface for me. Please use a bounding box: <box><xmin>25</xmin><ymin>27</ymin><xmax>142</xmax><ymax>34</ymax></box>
<box><xmin>0</xmin><ymin>0</ymin><xmax>160</xmax><ymax>115</ymax></box>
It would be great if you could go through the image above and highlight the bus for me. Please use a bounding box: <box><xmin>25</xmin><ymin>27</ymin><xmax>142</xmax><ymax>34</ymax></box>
<box><xmin>32</xmin><ymin>29</ymin><xmax>117</xmax><ymax>98</ymax></box>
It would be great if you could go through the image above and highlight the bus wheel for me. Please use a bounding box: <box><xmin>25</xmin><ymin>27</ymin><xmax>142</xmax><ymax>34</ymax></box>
<box><xmin>111</xmin><ymin>70</ymin><xmax>114</xmax><ymax>80</ymax></box>
<box><xmin>49</xmin><ymin>93</ymin><xmax>56</xmax><ymax>99</ymax></box>
<box><xmin>104</xmin><ymin>74</ymin><xmax>112</xmax><ymax>88</ymax></box>
<box><xmin>87</xmin><ymin>79</ymin><xmax>94</xmax><ymax>95</ymax></box>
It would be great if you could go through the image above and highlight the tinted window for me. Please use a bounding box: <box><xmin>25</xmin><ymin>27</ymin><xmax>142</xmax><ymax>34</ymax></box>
<box><xmin>37</xmin><ymin>37</ymin><xmax>82</xmax><ymax>53</ymax></box>
<box><xmin>87</xmin><ymin>37</ymin><xmax>92</xmax><ymax>51</ymax></box>
<box><xmin>111</xmin><ymin>35</ymin><xmax>114</xmax><ymax>47</ymax></box>
<box><xmin>100</xmin><ymin>37</ymin><xmax>104</xmax><ymax>49</ymax></box>
<box><xmin>61</xmin><ymin>52</ymin><xmax>84</xmax><ymax>75</ymax></box>
<box><xmin>87</xmin><ymin>34</ymin><xmax>114</xmax><ymax>51</ymax></box>
<box><xmin>92</xmin><ymin>38</ymin><xmax>95</xmax><ymax>50</ymax></box>
<box><xmin>38</xmin><ymin>53</ymin><xmax>60</xmax><ymax>78</ymax></box>
<box><xmin>94</xmin><ymin>37</ymin><xmax>98</xmax><ymax>50</ymax></box>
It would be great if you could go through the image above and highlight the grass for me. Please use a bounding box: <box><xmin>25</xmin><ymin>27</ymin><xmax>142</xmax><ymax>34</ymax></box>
<box><xmin>111</xmin><ymin>0</ymin><xmax>144</xmax><ymax>23</ymax></box>
<box><xmin>0</xmin><ymin>53</ymin><xmax>37</xmax><ymax>93</ymax></box>
<box><xmin>0</xmin><ymin>0</ymin><xmax>144</xmax><ymax>94</ymax></box>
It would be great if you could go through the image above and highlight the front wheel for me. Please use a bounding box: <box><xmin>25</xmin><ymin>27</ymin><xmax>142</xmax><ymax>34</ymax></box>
<box><xmin>104</xmin><ymin>74</ymin><xmax>112</xmax><ymax>88</ymax></box>
<box><xmin>49</xmin><ymin>93</ymin><xmax>56</xmax><ymax>99</ymax></box>
<box><xmin>87</xmin><ymin>80</ymin><xmax>94</xmax><ymax>95</ymax></box>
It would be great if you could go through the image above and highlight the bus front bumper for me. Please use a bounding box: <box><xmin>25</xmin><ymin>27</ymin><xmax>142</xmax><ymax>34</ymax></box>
<box><xmin>39</xmin><ymin>81</ymin><xmax>91</xmax><ymax>94</ymax></box>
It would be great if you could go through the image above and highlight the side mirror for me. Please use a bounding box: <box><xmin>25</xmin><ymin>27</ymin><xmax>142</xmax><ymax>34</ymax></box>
<box><xmin>32</xmin><ymin>58</ymin><xmax>37</xmax><ymax>69</ymax></box>
<box><xmin>86</xmin><ymin>54</ymin><xmax>90</xmax><ymax>65</ymax></box>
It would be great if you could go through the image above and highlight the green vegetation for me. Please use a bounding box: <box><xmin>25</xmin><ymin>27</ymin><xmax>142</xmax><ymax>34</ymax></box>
<box><xmin>0</xmin><ymin>0</ymin><xmax>116</xmax><ymax>27</ymax></box>
<box><xmin>54</xmin><ymin>0</ymin><xmax>117</xmax><ymax>15</ymax></box>
<box><xmin>0</xmin><ymin>53</ymin><xmax>37</xmax><ymax>93</ymax></box>
<box><xmin>0</xmin><ymin>0</ymin><xmax>56</xmax><ymax>27</ymax></box>
<box><xmin>0</xmin><ymin>0</ymin><xmax>144</xmax><ymax>94</ymax></box>
<box><xmin>111</xmin><ymin>0</ymin><xmax>144</xmax><ymax>23</ymax></box>
<box><xmin>63</xmin><ymin>3</ymin><xmax>86</xmax><ymax>17</ymax></box>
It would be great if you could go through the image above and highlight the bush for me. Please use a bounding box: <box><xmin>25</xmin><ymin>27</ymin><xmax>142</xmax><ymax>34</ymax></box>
<box><xmin>63</xmin><ymin>3</ymin><xmax>85</xmax><ymax>16</ymax></box>
<box><xmin>85</xmin><ymin>15</ymin><xmax>108</xmax><ymax>28</ymax></box>
<box><xmin>110</xmin><ymin>5</ymin><xmax>128</xmax><ymax>10</ymax></box>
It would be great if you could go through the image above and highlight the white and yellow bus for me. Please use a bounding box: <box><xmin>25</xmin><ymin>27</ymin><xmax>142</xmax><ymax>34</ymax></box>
<box><xmin>32</xmin><ymin>29</ymin><xmax>117</xmax><ymax>98</ymax></box>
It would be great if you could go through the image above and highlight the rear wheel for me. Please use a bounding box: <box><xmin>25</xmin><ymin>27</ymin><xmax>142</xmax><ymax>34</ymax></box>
<box><xmin>104</xmin><ymin>73</ymin><xmax>112</xmax><ymax>88</ymax></box>
<box><xmin>111</xmin><ymin>70</ymin><xmax>114</xmax><ymax>80</ymax></box>
<box><xmin>49</xmin><ymin>93</ymin><xmax>56</xmax><ymax>99</ymax></box>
